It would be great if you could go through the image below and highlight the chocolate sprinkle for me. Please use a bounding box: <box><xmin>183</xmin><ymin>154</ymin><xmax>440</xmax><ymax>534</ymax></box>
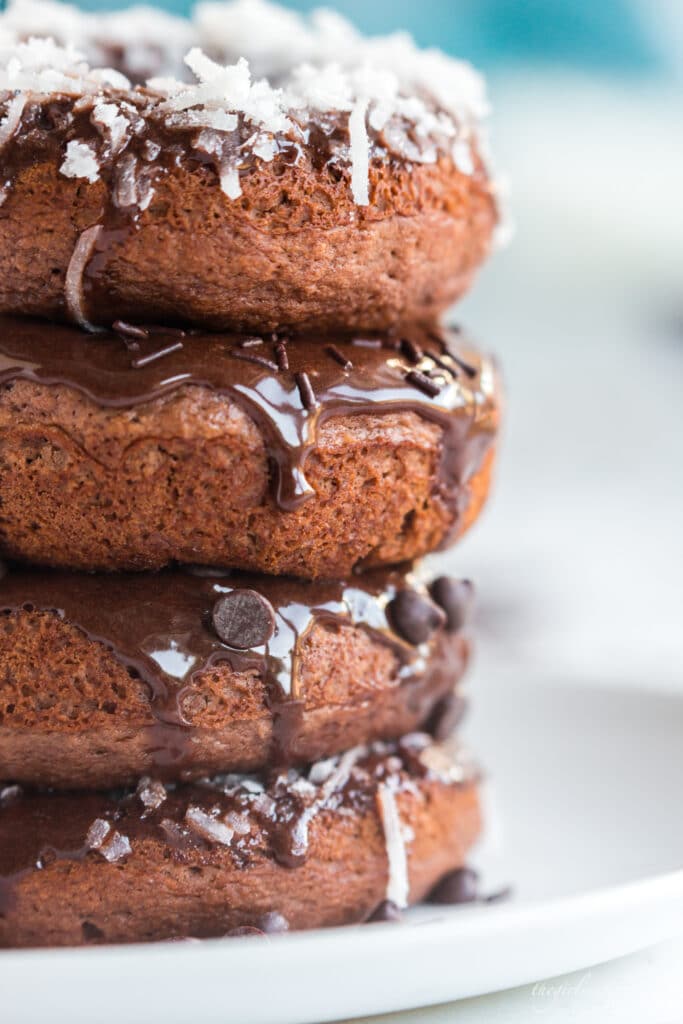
<box><xmin>275</xmin><ymin>342</ymin><xmax>289</xmax><ymax>371</ymax></box>
<box><xmin>449</xmin><ymin>353</ymin><xmax>478</xmax><ymax>379</ymax></box>
<box><xmin>130</xmin><ymin>340</ymin><xmax>184</xmax><ymax>368</ymax></box>
<box><xmin>485</xmin><ymin>887</ymin><xmax>513</xmax><ymax>904</ymax></box>
<box><xmin>400</xmin><ymin>338</ymin><xmax>423</xmax><ymax>364</ymax></box>
<box><xmin>212</xmin><ymin>589</ymin><xmax>276</xmax><ymax>650</ymax></box>
<box><xmin>405</xmin><ymin>370</ymin><xmax>442</xmax><ymax>398</ymax></box>
<box><xmin>429</xmin><ymin>578</ymin><xmax>474</xmax><ymax>633</ymax></box>
<box><xmin>326</xmin><ymin>344</ymin><xmax>353</xmax><ymax>370</ymax></box>
<box><xmin>230</xmin><ymin>350</ymin><xmax>280</xmax><ymax>372</ymax></box>
<box><xmin>112</xmin><ymin>319</ymin><xmax>149</xmax><ymax>341</ymax></box>
<box><xmin>387</xmin><ymin>590</ymin><xmax>446</xmax><ymax>646</ymax></box>
<box><xmin>295</xmin><ymin>370</ymin><xmax>317</xmax><ymax>410</ymax></box>
<box><xmin>430</xmin><ymin>353</ymin><xmax>458</xmax><ymax>378</ymax></box>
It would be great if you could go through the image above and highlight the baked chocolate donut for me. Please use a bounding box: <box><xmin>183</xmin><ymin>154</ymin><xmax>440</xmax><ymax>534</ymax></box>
<box><xmin>0</xmin><ymin>318</ymin><xmax>500</xmax><ymax>576</ymax></box>
<box><xmin>0</xmin><ymin>9</ymin><xmax>497</xmax><ymax>332</ymax></box>
<box><xmin>0</xmin><ymin>563</ymin><xmax>473</xmax><ymax>788</ymax></box>
<box><xmin>0</xmin><ymin>736</ymin><xmax>481</xmax><ymax>946</ymax></box>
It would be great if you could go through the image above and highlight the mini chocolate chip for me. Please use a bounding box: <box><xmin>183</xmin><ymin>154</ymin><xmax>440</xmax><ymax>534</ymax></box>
<box><xmin>367</xmin><ymin>899</ymin><xmax>403</xmax><ymax>923</ymax></box>
<box><xmin>326</xmin><ymin>344</ymin><xmax>353</xmax><ymax>370</ymax></box>
<box><xmin>230</xmin><ymin>350</ymin><xmax>279</xmax><ymax>372</ymax></box>
<box><xmin>387</xmin><ymin>590</ymin><xmax>446</xmax><ymax>646</ymax></box>
<box><xmin>425</xmin><ymin>693</ymin><xmax>468</xmax><ymax>741</ymax></box>
<box><xmin>81</xmin><ymin>920</ymin><xmax>105</xmax><ymax>942</ymax></box>
<box><xmin>212</xmin><ymin>590</ymin><xmax>275</xmax><ymax>649</ymax></box>
<box><xmin>429</xmin><ymin>578</ymin><xmax>475</xmax><ymax>632</ymax></box>
<box><xmin>427</xmin><ymin>867</ymin><xmax>479</xmax><ymax>905</ymax></box>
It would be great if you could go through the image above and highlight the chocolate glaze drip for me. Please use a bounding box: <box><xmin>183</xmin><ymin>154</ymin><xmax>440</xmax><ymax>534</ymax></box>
<box><xmin>0</xmin><ymin>316</ymin><xmax>498</xmax><ymax>517</ymax></box>
<box><xmin>0</xmin><ymin>562</ymin><xmax>462</xmax><ymax>769</ymax></box>
<box><xmin>0</xmin><ymin>735</ymin><xmax>470</xmax><ymax>919</ymax></box>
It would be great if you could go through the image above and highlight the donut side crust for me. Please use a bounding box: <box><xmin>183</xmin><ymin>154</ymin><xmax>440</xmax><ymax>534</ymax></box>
<box><xmin>0</xmin><ymin>379</ymin><xmax>496</xmax><ymax>575</ymax></box>
<box><xmin>0</xmin><ymin>607</ymin><xmax>468</xmax><ymax>787</ymax></box>
<box><xmin>0</xmin><ymin>778</ymin><xmax>481</xmax><ymax>946</ymax></box>
<box><xmin>0</xmin><ymin>148</ymin><xmax>496</xmax><ymax>331</ymax></box>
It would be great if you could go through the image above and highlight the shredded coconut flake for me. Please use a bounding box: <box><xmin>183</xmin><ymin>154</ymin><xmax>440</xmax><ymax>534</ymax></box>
<box><xmin>100</xmin><ymin>831</ymin><xmax>132</xmax><ymax>862</ymax></box>
<box><xmin>85</xmin><ymin>817</ymin><xmax>111</xmax><ymax>849</ymax></box>
<box><xmin>348</xmin><ymin>97</ymin><xmax>369</xmax><ymax>206</ymax></box>
<box><xmin>60</xmin><ymin>139</ymin><xmax>100</xmax><ymax>182</ymax></box>
<box><xmin>0</xmin><ymin>92</ymin><xmax>26</xmax><ymax>149</ymax></box>
<box><xmin>287</xmin><ymin>745</ymin><xmax>365</xmax><ymax>861</ymax></box>
<box><xmin>64</xmin><ymin>224</ymin><xmax>102</xmax><ymax>332</ymax></box>
<box><xmin>136</xmin><ymin>776</ymin><xmax>167</xmax><ymax>811</ymax></box>
<box><xmin>377</xmin><ymin>784</ymin><xmax>409</xmax><ymax>908</ymax></box>
<box><xmin>0</xmin><ymin>783</ymin><xmax>22</xmax><ymax>805</ymax></box>
<box><xmin>186</xmin><ymin>805</ymin><xmax>234</xmax><ymax>846</ymax></box>
<box><xmin>92</xmin><ymin>99</ymin><xmax>129</xmax><ymax>152</ymax></box>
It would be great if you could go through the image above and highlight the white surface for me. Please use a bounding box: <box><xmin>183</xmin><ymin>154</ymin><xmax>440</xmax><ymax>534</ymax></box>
<box><xmin>3</xmin><ymin>675</ymin><xmax>683</xmax><ymax>1024</ymax></box>
<box><xmin>340</xmin><ymin>938</ymin><xmax>683</xmax><ymax>1024</ymax></box>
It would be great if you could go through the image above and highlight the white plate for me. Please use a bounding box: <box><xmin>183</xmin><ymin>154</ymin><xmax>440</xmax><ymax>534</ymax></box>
<box><xmin>3</xmin><ymin>675</ymin><xmax>683</xmax><ymax>1024</ymax></box>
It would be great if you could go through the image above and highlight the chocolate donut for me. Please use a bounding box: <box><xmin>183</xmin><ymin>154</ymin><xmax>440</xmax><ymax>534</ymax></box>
<box><xmin>0</xmin><ymin>318</ymin><xmax>500</xmax><ymax>576</ymax></box>
<box><xmin>0</xmin><ymin>736</ymin><xmax>481</xmax><ymax>946</ymax></box>
<box><xmin>0</xmin><ymin>564</ymin><xmax>473</xmax><ymax>788</ymax></box>
<box><xmin>0</xmin><ymin>6</ymin><xmax>497</xmax><ymax>332</ymax></box>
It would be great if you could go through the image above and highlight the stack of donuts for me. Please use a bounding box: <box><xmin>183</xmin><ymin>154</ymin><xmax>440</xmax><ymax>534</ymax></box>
<box><xmin>0</xmin><ymin>0</ymin><xmax>503</xmax><ymax>946</ymax></box>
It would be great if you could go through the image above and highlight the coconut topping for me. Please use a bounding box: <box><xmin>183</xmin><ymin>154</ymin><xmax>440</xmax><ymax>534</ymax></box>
<box><xmin>60</xmin><ymin>138</ymin><xmax>99</xmax><ymax>182</ymax></box>
<box><xmin>136</xmin><ymin>776</ymin><xmax>167</xmax><ymax>812</ymax></box>
<box><xmin>0</xmin><ymin>784</ymin><xmax>22</xmax><ymax>806</ymax></box>
<box><xmin>0</xmin><ymin>0</ymin><xmax>491</xmax><ymax>209</ymax></box>
<box><xmin>185</xmin><ymin>805</ymin><xmax>235</xmax><ymax>846</ymax></box>
<box><xmin>376</xmin><ymin>783</ymin><xmax>410</xmax><ymax>908</ymax></box>
<box><xmin>85</xmin><ymin>818</ymin><xmax>132</xmax><ymax>862</ymax></box>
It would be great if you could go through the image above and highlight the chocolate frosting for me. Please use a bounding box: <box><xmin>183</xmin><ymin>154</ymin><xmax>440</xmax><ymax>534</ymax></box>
<box><xmin>0</xmin><ymin>315</ymin><xmax>498</xmax><ymax>514</ymax></box>
<box><xmin>0</xmin><ymin>561</ymin><xmax>465</xmax><ymax>768</ymax></box>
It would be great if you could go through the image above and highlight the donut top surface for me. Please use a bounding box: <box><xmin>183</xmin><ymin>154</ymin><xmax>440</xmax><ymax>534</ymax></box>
<box><xmin>0</xmin><ymin>317</ymin><xmax>499</xmax><ymax>513</ymax></box>
<box><xmin>0</xmin><ymin>734</ymin><xmax>478</xmax><ymax>912</ymax></box>
<box><xmin>0</xmin><ymin>0</ymin><xmax>491</xmax><ymax>211</ymax></box>
<box><xmin>0</xmin><ymin>561</ymin><xmax>471</xmax><ymax>763</ymax></box>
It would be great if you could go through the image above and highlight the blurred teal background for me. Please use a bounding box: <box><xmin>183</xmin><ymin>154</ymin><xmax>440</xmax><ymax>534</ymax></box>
<box><xmin>62</xmin><ymin>0</ymin><xmax>679</xmax><ymax>76</ymax></box>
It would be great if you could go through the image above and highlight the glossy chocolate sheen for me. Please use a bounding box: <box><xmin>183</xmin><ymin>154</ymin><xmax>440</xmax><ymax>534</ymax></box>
<box><xmin>0</xmin><ymin>316</ymin><xmax>498</xmax><ymax>512</ymax></box>
<box><xmin>0</xmin><ymin>562</ymin><xmax>464</xmax><ymax>771</ymax></box>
